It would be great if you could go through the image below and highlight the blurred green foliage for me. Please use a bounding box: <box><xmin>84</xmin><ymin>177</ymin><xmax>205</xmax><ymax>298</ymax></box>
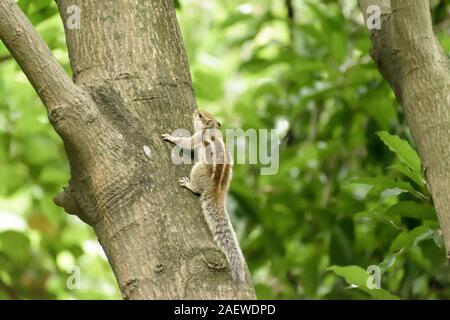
<box><xmin>1</xmin><ymin>0</ymin><xmax>450</xmax><ymax>299</ymax></box>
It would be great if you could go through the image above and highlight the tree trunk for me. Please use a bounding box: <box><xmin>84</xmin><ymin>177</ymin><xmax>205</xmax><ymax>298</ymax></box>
<box><xmin>0</xmin><ymin>0</ymin><xmax>255</xmax><ymax>299</ymax></box>
<box><xmin>359</xmin><ymin>0</ymin><xmax>450</xmax><ymax>260</ymax></box>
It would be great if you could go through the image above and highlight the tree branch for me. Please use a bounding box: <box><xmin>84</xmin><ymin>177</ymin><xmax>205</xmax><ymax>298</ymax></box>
<box><xmin>0</xmin><ymin>0</ymin><xmax>103</xmax><ymax>227</ymax></box>
<box><xmin>2</xmin><ymin>0</ymin><xmax>255</xmax><ymax>299</ymax></box>
<box><xmin>359</xmin><ymin>0</ymin><xmax>450</xmax><ymax>259</ymax></box>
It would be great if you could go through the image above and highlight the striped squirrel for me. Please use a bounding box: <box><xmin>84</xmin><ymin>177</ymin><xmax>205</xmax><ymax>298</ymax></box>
<box><xmin>161</xmin><ymin>109</ymin><xmax>246</xmax><ymax>283</ymax></box>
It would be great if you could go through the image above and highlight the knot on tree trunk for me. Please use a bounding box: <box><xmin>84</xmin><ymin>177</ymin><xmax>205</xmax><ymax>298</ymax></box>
<box><xmin>54</xmin><ymin>181</ymin><xmax>95</xmax><ymax>226</ymax></box>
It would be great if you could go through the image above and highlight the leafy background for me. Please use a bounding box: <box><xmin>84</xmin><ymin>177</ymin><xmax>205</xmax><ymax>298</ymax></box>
<box><xmin>0</xmin><ymin>0</ymin><xmax>449</xmax><ymax>299</ymax></box>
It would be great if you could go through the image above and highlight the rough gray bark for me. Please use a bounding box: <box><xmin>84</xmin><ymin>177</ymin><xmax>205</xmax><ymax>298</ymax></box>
<box><xmin>359</xmin><ymin>0</ymin><xmax>450</xmax><ymax>259</ymax></box>
<box><xmin>0</xmin><ymin>0</ymin><xmax>255</xmax><ymax>299</ymax></box>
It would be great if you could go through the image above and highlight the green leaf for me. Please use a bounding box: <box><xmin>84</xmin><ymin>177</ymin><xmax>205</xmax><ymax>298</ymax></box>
<box><xmin>350</xmin><ymin>176</ymin><xmax>421</xmax><ymax>198</ymax></box>
<box><xmin>385</xmin><ymin>201</ymin><xmax>437</xmax><ymax>221</ymax></box>
<box><xmin>389</xmin><ymin>226</ymin><xmax>436</xmax><ymax>254</ymax></box>
<box><xmin>388</xmin><ymin>164</ymin><xmax>426</xmax><ymax>188</ymax></box>
<box><xmin>377</xmin><ymin>131</ymin><xmax>421</xmax><ymax>174</ymax></box>
<box><xmin>328</xmin><ymin>265</ymin><xmax>400</xmax><ymax>300</ymax></box>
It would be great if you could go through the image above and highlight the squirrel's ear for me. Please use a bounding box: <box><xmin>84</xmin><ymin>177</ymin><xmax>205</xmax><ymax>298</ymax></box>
<box><xmin>217</xmin><ymin>121</ymin><xmax>222</xmax><ymax>128</ymax></box>
<box><xmin>207</xmin><ymin>120</ymin><xmax>214</xmax><ymax>128</ymax></box>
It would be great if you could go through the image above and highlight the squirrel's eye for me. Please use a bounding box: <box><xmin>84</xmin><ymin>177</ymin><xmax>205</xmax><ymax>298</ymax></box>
<box><xmin>199</xmin><ymin>114</ymin><xmax>203</xmax><ymax>118</ymax></box>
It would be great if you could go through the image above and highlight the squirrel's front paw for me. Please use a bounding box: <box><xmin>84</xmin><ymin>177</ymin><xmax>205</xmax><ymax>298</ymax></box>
<box><xmin>161</xmin><ymin>133</ymin><xmax>174</xmax><ymax>143</ymax></box>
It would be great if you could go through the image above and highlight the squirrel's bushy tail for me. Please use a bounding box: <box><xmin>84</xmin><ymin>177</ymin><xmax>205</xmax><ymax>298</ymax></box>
<box><xmin>201</xmin><ymin>194</ymin><xmax>246</xmax><ymax>284</ymax></box>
